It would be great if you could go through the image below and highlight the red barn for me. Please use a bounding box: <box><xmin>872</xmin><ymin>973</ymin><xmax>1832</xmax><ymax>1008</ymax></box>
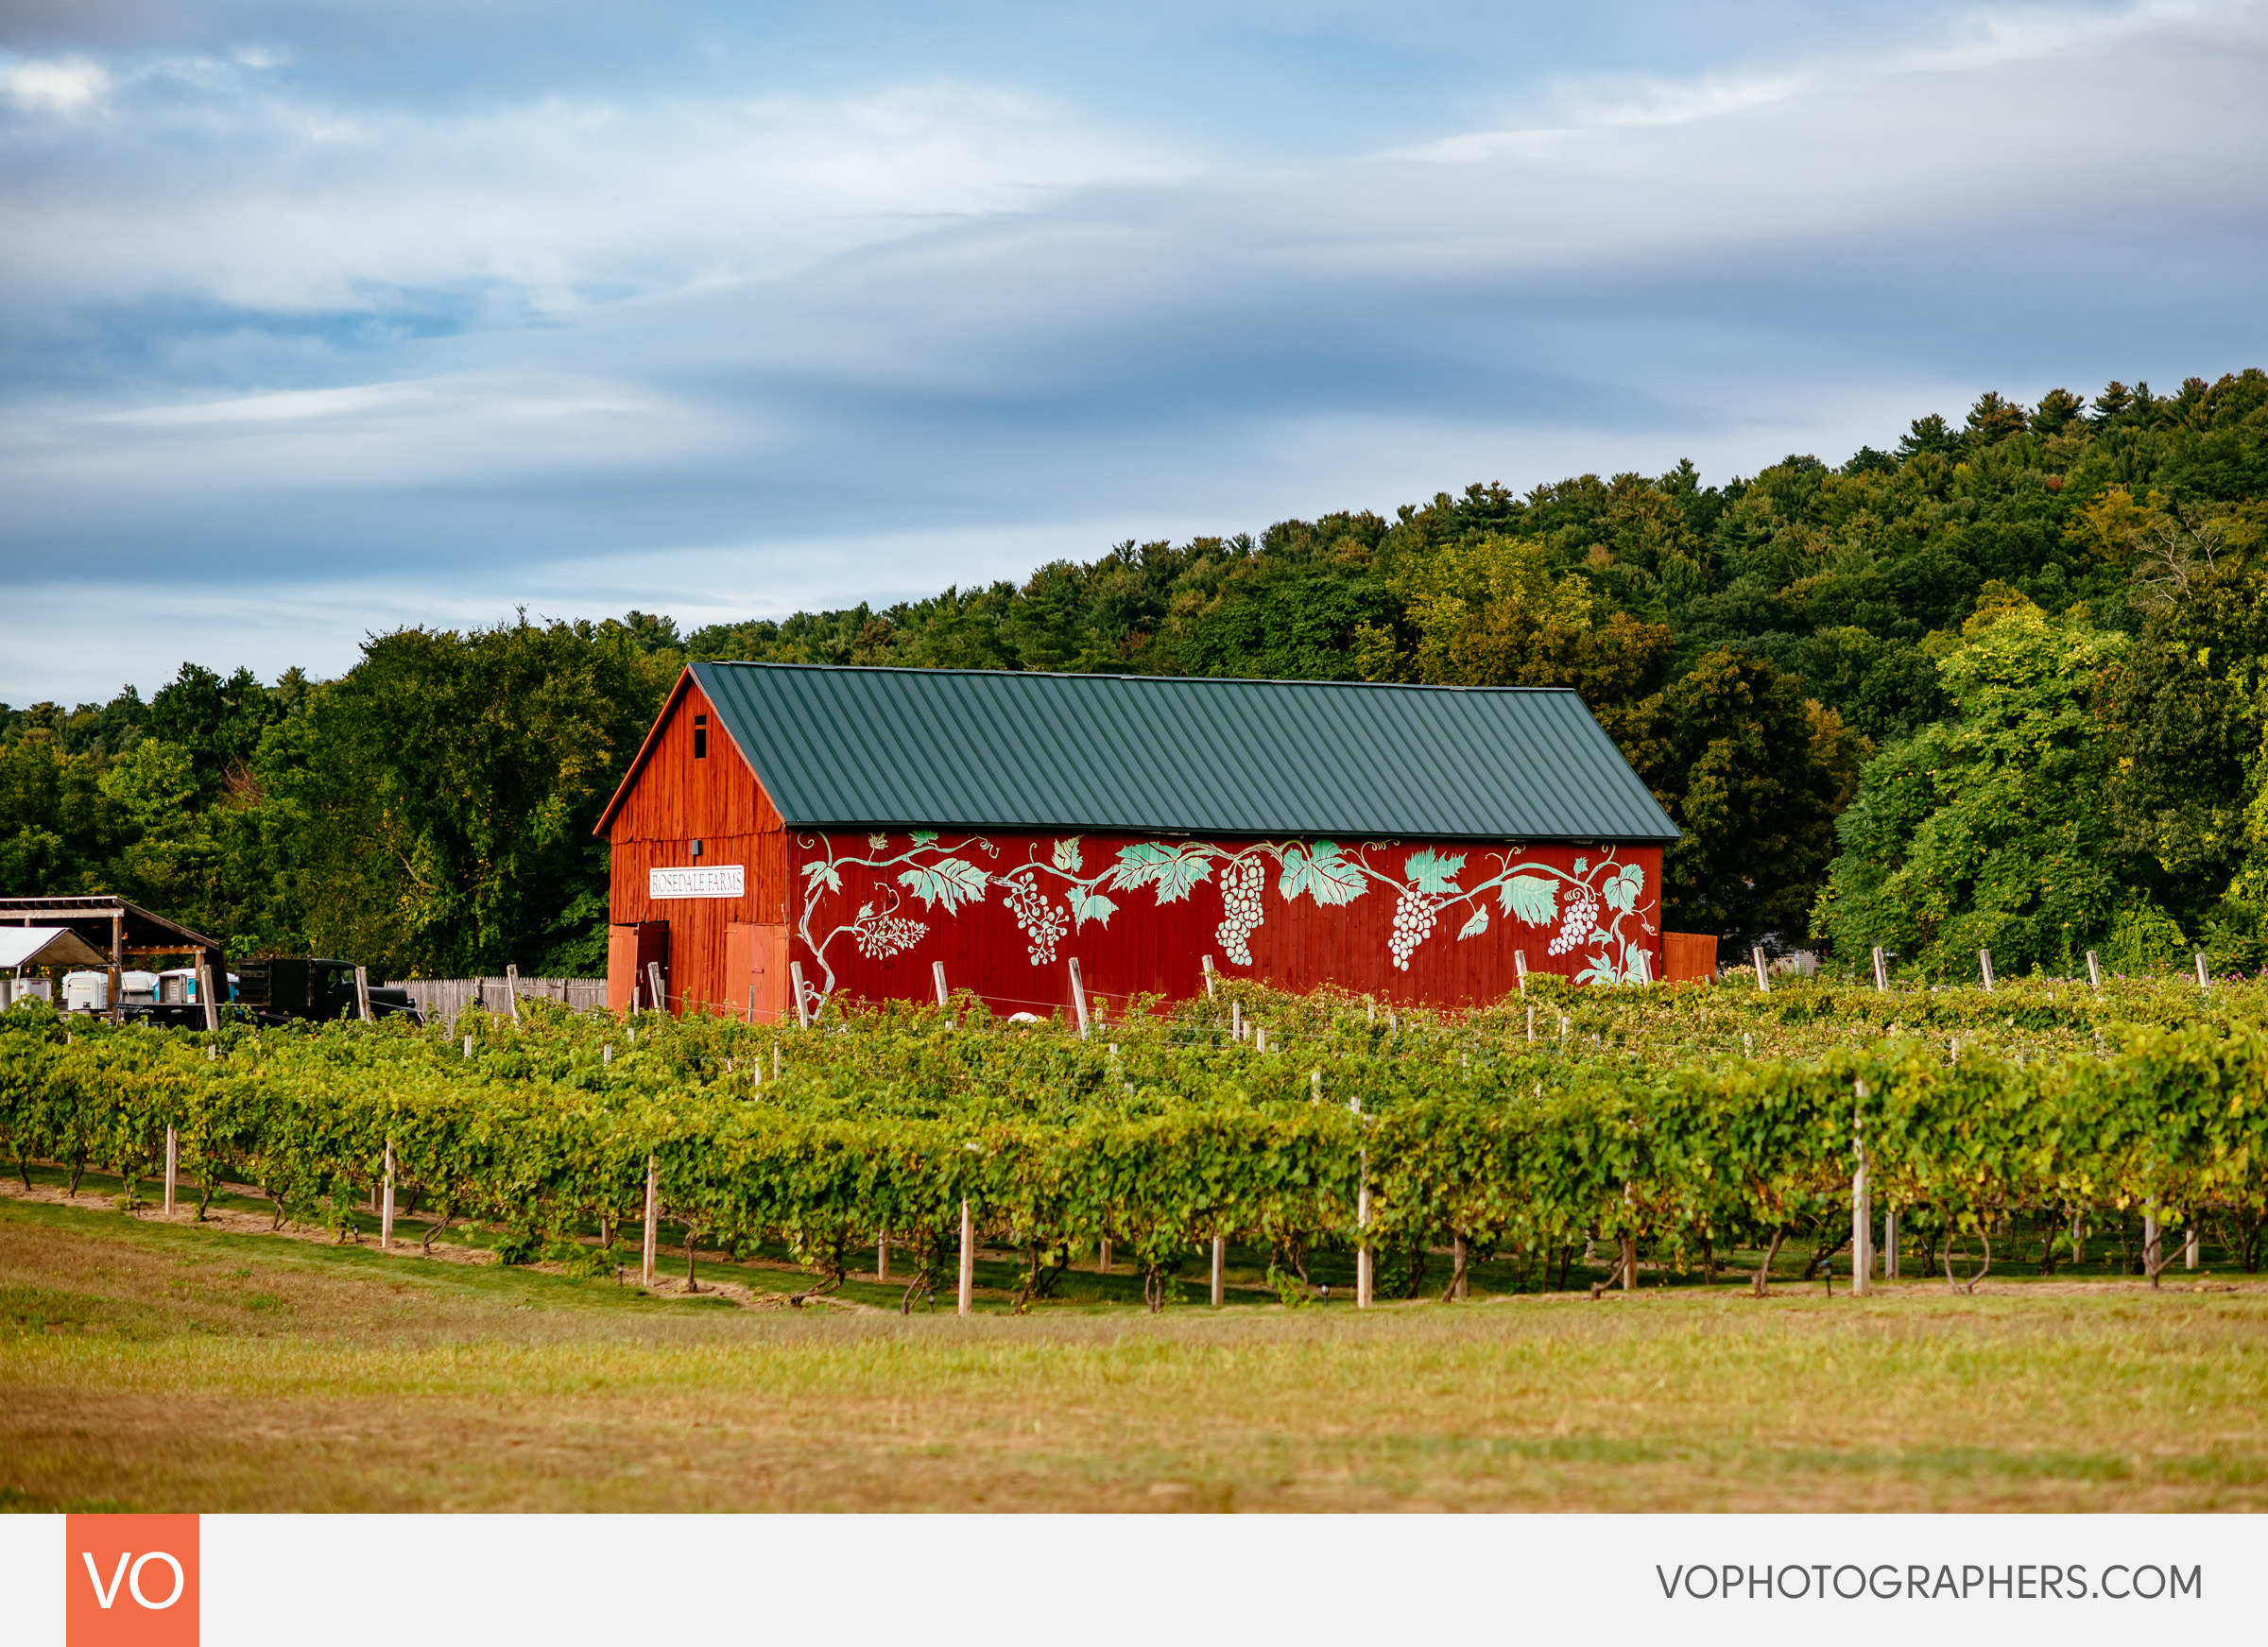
<box><xmin>593</xmin><ymin>663</ymin><xmax>1684</xmax><ymax>1021</ymax></box>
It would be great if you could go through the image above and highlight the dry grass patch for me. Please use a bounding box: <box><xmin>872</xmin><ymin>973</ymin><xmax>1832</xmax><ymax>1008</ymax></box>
<box><xmin>2</xmin><ymin>1198</ymin><xmax>2264</xmax><ymax>1513</ymax></box>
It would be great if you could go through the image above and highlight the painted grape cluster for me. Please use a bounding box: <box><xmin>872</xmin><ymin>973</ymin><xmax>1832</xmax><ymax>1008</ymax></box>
<box><xmin>852</xmin><ymin>912</ymin><xmax>928</xmax><ymax>959</ymax></box>
<box><xmin>1548</xmin><ymin>884</ymin><xmax>1601</xmax><ymax>957</ymax></box>
<box><xmin>1002</xmin><ymin>873</ymin><xmax>1069</xmax><ymax>964</ymax></box>
<box><xmin>1214</xmin><ymin>856</ymin><xmax>1268</xmax><ymax>964</ymax></box>
<box><xmin>1388</xmin><ymin>887</ymin><xmax>1440</xmax><ymax>970</ymax></box>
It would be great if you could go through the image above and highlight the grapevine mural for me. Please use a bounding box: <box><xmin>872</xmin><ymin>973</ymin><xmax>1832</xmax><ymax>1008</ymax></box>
<box><xmin>795</xmin><ymin>832</ymin><xmax>1657</xmax><ymax>1015</ymax></box>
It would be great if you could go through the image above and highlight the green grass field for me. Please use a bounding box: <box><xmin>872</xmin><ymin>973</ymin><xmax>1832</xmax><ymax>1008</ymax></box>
<box><xmin>4</xmin><ymin>1184</ymin><xmax>2264</xmax><ymax>1513</ymax></box>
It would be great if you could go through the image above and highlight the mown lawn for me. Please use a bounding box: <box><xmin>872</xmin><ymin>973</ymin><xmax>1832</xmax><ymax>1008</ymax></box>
<box><xmin>2</xmin><ymin>1191</ymin><xmax>2263</xmax><ymax>1513</ymax></box>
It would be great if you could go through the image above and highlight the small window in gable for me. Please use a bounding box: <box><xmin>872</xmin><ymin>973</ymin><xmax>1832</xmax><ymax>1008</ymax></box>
<box><xmin>694</xmin><ymin>712</ymin><xmax>708</xmax><ymax>760</ymax></box>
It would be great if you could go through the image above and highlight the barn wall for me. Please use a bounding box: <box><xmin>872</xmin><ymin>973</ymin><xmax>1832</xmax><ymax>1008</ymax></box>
<box><xmin>792</xmin><ymin>830</ymin><xmax>1663</xmax><ymax>1016</ymax></box>
<box><xmin>606</xmin><ymin>680</ymin><xmax>793</xmax><ymax>1014</ymax></box>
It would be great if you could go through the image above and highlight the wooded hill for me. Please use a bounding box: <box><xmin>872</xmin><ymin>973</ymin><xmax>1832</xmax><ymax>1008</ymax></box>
<box><xmin>6</xmin><ymin>370</ymin><xmax>2266</xmax><ymax>982</ymax></box>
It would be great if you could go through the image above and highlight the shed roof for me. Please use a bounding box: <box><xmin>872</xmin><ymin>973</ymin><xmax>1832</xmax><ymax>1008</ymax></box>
<box><xmin>0</xmin><ymin>895</ymin><xmax>223</xmax><ymax>954</ymax></box>
<box><xmin>0</xmin><ymin>927</ymin><xmax>109</xmax><ymax>970</ymax></box>
<box><xmin>602</xmin><ymin>662</ymin><xmax>1678</xmax><ymax>844</ymax></box>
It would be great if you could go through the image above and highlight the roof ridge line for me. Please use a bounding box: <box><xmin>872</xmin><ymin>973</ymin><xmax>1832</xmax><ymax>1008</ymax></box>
<box><xmin>696</xmin><ymin>661</ymin><xmax>1573</xmax><ymax>694</ymax></box>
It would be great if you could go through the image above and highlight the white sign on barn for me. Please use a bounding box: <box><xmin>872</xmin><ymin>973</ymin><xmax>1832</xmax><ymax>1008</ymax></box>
<box><xmin>648</xmin><ymin>866</ymin><xmax>745</xmax><ymax>900</ymax></box>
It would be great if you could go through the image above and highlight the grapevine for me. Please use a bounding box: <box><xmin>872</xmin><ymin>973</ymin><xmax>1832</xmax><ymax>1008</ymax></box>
<box><xmin>1</xmin><ymin>970</ymin><xmax>2263</xmax><ymax>1305</ymax></box>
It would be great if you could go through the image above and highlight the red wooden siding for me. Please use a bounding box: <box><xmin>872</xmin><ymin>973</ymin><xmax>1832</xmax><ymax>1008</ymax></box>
<box><xmin>606</xmin><ymin>680</ymin><xmax>795</xmax><ymax>1016</ymax></box>
<box><xmin>796</xmin><ymin>832</ymin><xmax>1661</xmax><ymax>1017</ymax></box>
<box><xmin>1661</xmin><ymin>931</ymin><xmax>1718</xmax><ymax>984</ymax></box>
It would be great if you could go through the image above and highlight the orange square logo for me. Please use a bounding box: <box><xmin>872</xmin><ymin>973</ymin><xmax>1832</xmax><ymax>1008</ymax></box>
<box><xmin>65</xmin><ymin>1515</ymin><xmax>198</xmax><ymax>1647</ymax></box>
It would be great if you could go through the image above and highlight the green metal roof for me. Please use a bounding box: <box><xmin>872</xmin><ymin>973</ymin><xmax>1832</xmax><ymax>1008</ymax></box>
<box><xmin>681</xmin><ymin>662</ymin><xmax>1680</xmax><ymax>843</ymax></box>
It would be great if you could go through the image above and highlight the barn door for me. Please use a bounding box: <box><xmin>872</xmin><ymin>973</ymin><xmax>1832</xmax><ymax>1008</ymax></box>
<box><xmin>607</xmin><ymin>921</ymin><xmax>669</xmax><ymax>1014</ymax></box>
<box><xmin>726</xmin><ymin>921</ymin><xmax>791</xmax><ymax>1022</ymax></box>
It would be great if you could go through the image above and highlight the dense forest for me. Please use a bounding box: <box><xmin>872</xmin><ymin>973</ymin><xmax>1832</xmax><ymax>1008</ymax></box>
<box><xmin>7</xmin><ymin>370</ymin><xmax>2266</xmax><ymax>982</ymax></box>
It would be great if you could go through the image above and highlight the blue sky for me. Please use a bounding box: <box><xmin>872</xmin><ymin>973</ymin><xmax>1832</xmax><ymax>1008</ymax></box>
<box><xmin>5</xmin><ymin>1</ymin><xmax>2266</xmax><ymax>703</ymax></box>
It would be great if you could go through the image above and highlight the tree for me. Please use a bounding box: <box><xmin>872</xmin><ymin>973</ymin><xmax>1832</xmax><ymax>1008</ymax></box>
<box><xmin>1629</xmin><ymin>650</ymin><xmax>1863</xmax><ymax>947</ymax></box>
<box><xmin>1813</xmin><ymin>599</ymin><xmax>2127</xmax><ymax>976</ymax></box>
<box><xmin>281</xmin><ymin>617</ymin><xmax>665</xmax><ymax>976</ymax></box>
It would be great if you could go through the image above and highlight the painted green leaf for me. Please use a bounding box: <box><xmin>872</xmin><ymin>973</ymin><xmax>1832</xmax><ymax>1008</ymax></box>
<box><xmin>910</xmin><ymin>830</ymin><xmax>938</xmax><ymax>846</ymax></box>
<box><xmin>1108</xmin><ymin>841</ymin><xmax>1215</xmax><ymax>902</ymax></box>
<box><xmin>1499</xmin><ymin>874</ymin><xmax>1557</xmax><ymax>924</ymax></box>
<box><xmin>1289</xmin><ymin>840</ymin><xmax>1367</xmax><ymax>906</ymax></box>
<box><xmin>1403</xmin><ymin>848</ymin><xmax>1468</xmax><ymax>895</ymax></box>
<box><xmin>801</xmin><ymin>859</ymin><xmax>842</xmax><ymax>893</ymax></box>
<box><xmin>1053</xmin><ymin>836</ymin><xmax>1084</xmax><ymax>874</ymax></box>
<box><xmin>867</xmin><ymin>833</ymin><xmax>889</xmax><ymax>853</ymax></box>
<box><xmin>898</xmin><ymin>857</ymin><xmax>990</xmax><ymax>913</ymax></box>
<box><xmin>1457</xmin><ymin>904</ymin><xmax>1489</xmax><ymax>940</ymax></box>
<box><xmin>1605</xmin><ymin>864</ymin><xmax>1645</xmax><ymax>914</ymax></box>
<box><xmin>1071</xmin><ymin>888</ymin><xmax>1118</xmax><ymax>929</ymax></box>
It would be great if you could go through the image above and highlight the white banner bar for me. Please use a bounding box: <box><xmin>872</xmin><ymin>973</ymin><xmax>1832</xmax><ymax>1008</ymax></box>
<box><xmin>8</xmin><ymin>1514</ymin><xmax>2256</xmax><ymax>1646</ymax></box>
<box><xmin>647</xmin><ymin>865</ymin><xmax>744</xmax><ymax>900</ymax></box>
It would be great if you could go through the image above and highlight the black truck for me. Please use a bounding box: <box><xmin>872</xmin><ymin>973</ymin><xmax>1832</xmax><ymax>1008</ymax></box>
<box><xmin>232</xmin><ymin>958</ymin><xmax>423</xmax><ymax>1026</ymax></box>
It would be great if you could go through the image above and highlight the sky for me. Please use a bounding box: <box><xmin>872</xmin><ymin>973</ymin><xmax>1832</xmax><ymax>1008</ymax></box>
<box><xmin>4</xmin><ymin>0</ymin><xmax>2267</xmax><ymax>704</ymax></box>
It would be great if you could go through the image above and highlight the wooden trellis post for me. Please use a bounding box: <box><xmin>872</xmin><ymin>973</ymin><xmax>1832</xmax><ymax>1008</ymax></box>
<box><xmin>1356</xmin><ymin>1181</ymin><xmax>1373</xmax><ymax>1308</ymax></box>
<box><xmin>1068</xmin><ymin>958</ymin><xmax>1090</xmax><ymax>1039</ymax></box>
<box><xmin>198</xmin><ymin>957</ymin><xmax>221</xmax><ymax>1033</ymax></box>
<box><xmin>877</xmin><ymin>1234</ymin><xmax>889</xmax><ymax>1281</ymax></box>
<box><xmin>2186</xmin><ymin>1225</ymin><xmax>2200</xmax><ymax>1270</ymax></box>
<box><xmin>645</xmin><ymin>961</ymin><xmax>666</xmax><ymax>1018</ymax></box>
<box><xmin>1850</xmin><ymin>1080</ymin><xmax>1873</xmax><ymax>1297</ymax></box>
<box><xmin>1979</xmin><ymin>950</ymin><xmax>1995</xmax><ymax>991</ymax></box>
<box><xmin>381</xmin><ymin>1141</ymin><xmax>395</xmax><ymax>1249</ymax></box>
<box><xmin>2195</xmin><ymin>952</ymin><xmax>2211</xmax><ymax>989</ymax></box>
<box><xmin>1211</xmin><ymin>1234</ymin><xmax>1226</xmax><ymax>1308</ymax></box>
<box><xmin>1753</xmin><ymin>944</ymin><xmax>1771</xmax><ymax>992</ymax></box>
<box><xmin>957</xmin><ymin>1198</ymin><xmax>975</xmax><ymax>1317</ymax></box>
<box><xmin>505</xmin><ymin>963</ymin><xmax>521</xmax><ymax>1022</ymax></box>
<box><xmin>1513</xmin><ymin>950</ymin><xmax>1528</xmax><ymax>992</ymax></box>
<box><xmin>1353</xmin><ymin>1094</ymin><xmax>1373</xmax><ymax>1310</ymax></box>
<box><xmin>933</xmin><ymin>961</ymin><xmax>950</xmax><ymax>1009</ymax></box>
<box><xmin>354</xmin><ymin>965</ymin><xmax>373</xmax><ymax>1022</ymax></box>
<box><xmin>641</xmin><ymin>1156</ymin><xmax>659</xmax><ymax>1288</ymax></box>
<box><xmin>163</xmin><ymin>1126</ymin><xmax>178</xmax><ymax>1217</ymax></box>
<box><xmin>1201</xmin><ymin>954</ymin><xmax>1216</xmax><ymax>999</ymax></box>
<box><xmin>2087</xmin><ymin>950</ymin><xmax>2103</xmax><ymax>990</ymax></box>
<box><xmin>1871</xmin><ymin>947</ymin><xmax>1889</xmax><ymax>992</ymax></box>
<box><xmin>789</xmin><ymin>962</ymin><xmax>810</xmax><ymax>1028</ymax></box>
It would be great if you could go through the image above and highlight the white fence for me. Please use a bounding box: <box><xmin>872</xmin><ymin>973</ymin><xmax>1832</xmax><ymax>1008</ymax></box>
<box><xmin>387</xmin><ymin>976</ymin><xmax>607</xmax><ymax>1027</ymax></box>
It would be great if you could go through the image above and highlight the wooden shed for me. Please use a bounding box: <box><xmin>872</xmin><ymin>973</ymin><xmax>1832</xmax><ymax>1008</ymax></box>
<box><xmin>0</xmin><ymin>895</ymin><xmax>228</xmax><ymax>1027</ymax></box>
<box><xmin>593</xmin><ymin>663</ymin><xmax>1686</xmax><ymax>1021</ymax></box>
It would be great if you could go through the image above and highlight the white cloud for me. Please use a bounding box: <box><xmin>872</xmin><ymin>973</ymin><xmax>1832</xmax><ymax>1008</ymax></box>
<box><xmin>0</xmin><ymin>72</ymin><xmax>1185</xmax><ymax>322</ymax></box>
<box><xmin>2</xmin><ymin>56</ymin><xmax>112</xmax><ymax>113</ymax></box>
